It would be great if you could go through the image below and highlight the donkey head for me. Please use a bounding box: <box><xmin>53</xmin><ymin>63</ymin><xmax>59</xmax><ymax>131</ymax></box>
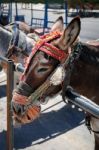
<box><xmin>12</xmin><ymin>16</ymin><xmax>81</xmax><ymax>125</ymax></box>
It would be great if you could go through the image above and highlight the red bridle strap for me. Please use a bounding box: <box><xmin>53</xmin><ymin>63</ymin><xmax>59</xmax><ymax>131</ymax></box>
<box><xmin>40</xmin><ymin>43</ymin><xmax>67</xmax><ymax>62</ymax></box>
<box><xmin>21</xmin><ymin>31</ymin><xmax>68</xmax><ymax>79</ymax></box>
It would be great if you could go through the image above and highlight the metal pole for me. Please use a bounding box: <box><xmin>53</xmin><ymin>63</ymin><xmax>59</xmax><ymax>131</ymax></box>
<box><xmin>65</xmin><ymin>87</ymin><xmax>99</xmax><ymax>118</ymax></box>
<box><xmin>76</xmin><ymin>5</ymin><xmax>79</xmax><ymax>16</ymax></box>
<box><xmin>9</xmin><ymin>2</ymin><xmax>12</xmax><ymax>22</ymax></box>
<box><xmin>15</xmin><ymin>63</ymin><xmax>24</xmax><ymax>73</ymax></box>
<box><xmin>43</xmin><ymin>0</ymin><xmax>48</xmax><ymax>33</ymax></box>
<box><xmin>64</xmin><ymin>0</ymin><xmax>68</xmax><ymax>26</ymax></box>
<box><xmin>7</xmin><ymin>59</ymin><xmax>14</xmax><ymax>150</ymax></box>
<box><xmin>15</xmin><ymin>2</ymin><xmax>18</xmax><ymax>16</ymax></box>
<box><xmin>0</xmin><ymin>56</ymin><xmax>9</xmax><ymax>62</ymax></box>
<box><xmin>0</xmin><ymin>56</ymin><xmax>14</xmax><ymax>150</ymax></box>
<box><xmin>31</xmin><ymin>3</ymin><xmax>33</xmax><ymax>26</ymax></box>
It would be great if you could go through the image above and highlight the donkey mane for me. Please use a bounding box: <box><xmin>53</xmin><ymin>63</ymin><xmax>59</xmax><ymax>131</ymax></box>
<box><xmin>80</xmin><ymin>42</ymin><xmax>99</xmax><ymax>66</ymax></box>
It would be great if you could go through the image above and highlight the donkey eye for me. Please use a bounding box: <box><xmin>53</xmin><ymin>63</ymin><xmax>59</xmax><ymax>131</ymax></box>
<box><xmin>38</xmin><ymin>68</ymin><xmax>48</xmax><ymax>73</ymax></box>
<box><xmin>44</xmin><ymin>53</ymin><xmax>49</xmax><ymax>59</ymax></box>
<box><xmin>44</xmin><ymin>53</ymin><xmax>51</xmax><ymax>60</ymax></box>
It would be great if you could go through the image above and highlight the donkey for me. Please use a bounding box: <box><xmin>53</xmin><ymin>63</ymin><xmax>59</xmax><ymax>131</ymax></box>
<box><xmin>0</xmin><ymin>17</ymin><xmax>63</xmax><ymax>85</ymax></box>
<box><xmin>12</xmin><ymin>16</ymin><xmax>81</xmax><ymax>123</ymax></box>
<box><xmin>5</xmin><ymin>21</ymin><xmax>39</xmax><ymax>35</ymax></box>
<box><xmin>0</xmin><ymin>17</ymin><xmax>63</xmax><ymax>72</ymax></box>
<box><xmin>69</xmin><ymin>41</ymin><xmax>99</xmax><ymax>150</ymax></box>
<box><xmin>12</xmin><ymin>16</ymin><xmax>99</xmax><ymax>149</ymax></box>
<box><xmin>0</xmin><ymin>23</ymin><xmax>40</xmax><ymax>85</ymax></box>
<box><xmin>0</xmin><ymin>22</ymin><xmax>39</xmax><ymax>63</ymax></box>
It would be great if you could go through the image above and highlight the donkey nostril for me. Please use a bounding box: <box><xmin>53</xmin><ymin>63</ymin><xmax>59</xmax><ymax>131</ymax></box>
<box><xmin>17</xmin><ymin>106</ymin><xmax>22</xmax><ymax>114</ymax></box>
<box><xmin>27</xmin><ymin>114</ymin><xmax>31</xmax><ymax>120</ymax></box>
<box><xmin>17</xmin><ymin>105</ymin><xmax>25</xmax><ymax>115</ymax></box>
<box><xmin>12</xmin><ymin>102</ymin><xmax>19</xmax><ymax>113</ymax></box>
<box><xmin>12</xmin><ymin>102</ymin><xmax>25</xmax><ymax>115</ymax></box>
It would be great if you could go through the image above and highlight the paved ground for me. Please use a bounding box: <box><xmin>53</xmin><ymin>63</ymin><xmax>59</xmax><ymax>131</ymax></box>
<box><xmin>0</xmin><ymin>79</ymin><xmax>94</xmax><ymax>150</ymax></box>
<box><xmin>0</xmin><ymin>3</ymin><xmax>99</xmax><ymax>150</ymax></box>
<box><xmin>0</xmin><ymin>54</ymin><xmax>95</xmax><ymax>150</ymax></box>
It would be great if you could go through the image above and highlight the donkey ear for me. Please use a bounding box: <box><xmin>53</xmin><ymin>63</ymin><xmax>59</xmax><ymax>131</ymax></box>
<box><xmin>56</xmin><ymin>16</ymin><xmax>81</xmax><ymax>50</ymax></box>
<box><xmin>51</xmin><ymin>16</ymin><xmax>64</xmax><ymax>32</ymax></box>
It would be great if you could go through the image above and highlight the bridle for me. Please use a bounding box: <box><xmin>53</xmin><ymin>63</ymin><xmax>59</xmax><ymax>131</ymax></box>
<box><xmin>12</xmin><ymin>31</ymin><xmax>81</xmax><ymax>124</ymax></box>
<box><xmin>13</xmin><ymin>31</ymin><xmax>71</xmax><ymax>107</ymax></box>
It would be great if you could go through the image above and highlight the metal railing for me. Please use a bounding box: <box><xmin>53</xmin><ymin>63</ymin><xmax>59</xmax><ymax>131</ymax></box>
<box><xmin>65</xmin><ymin>87</ymin><xmax>99</xmax><ymax>119</ymax></box>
